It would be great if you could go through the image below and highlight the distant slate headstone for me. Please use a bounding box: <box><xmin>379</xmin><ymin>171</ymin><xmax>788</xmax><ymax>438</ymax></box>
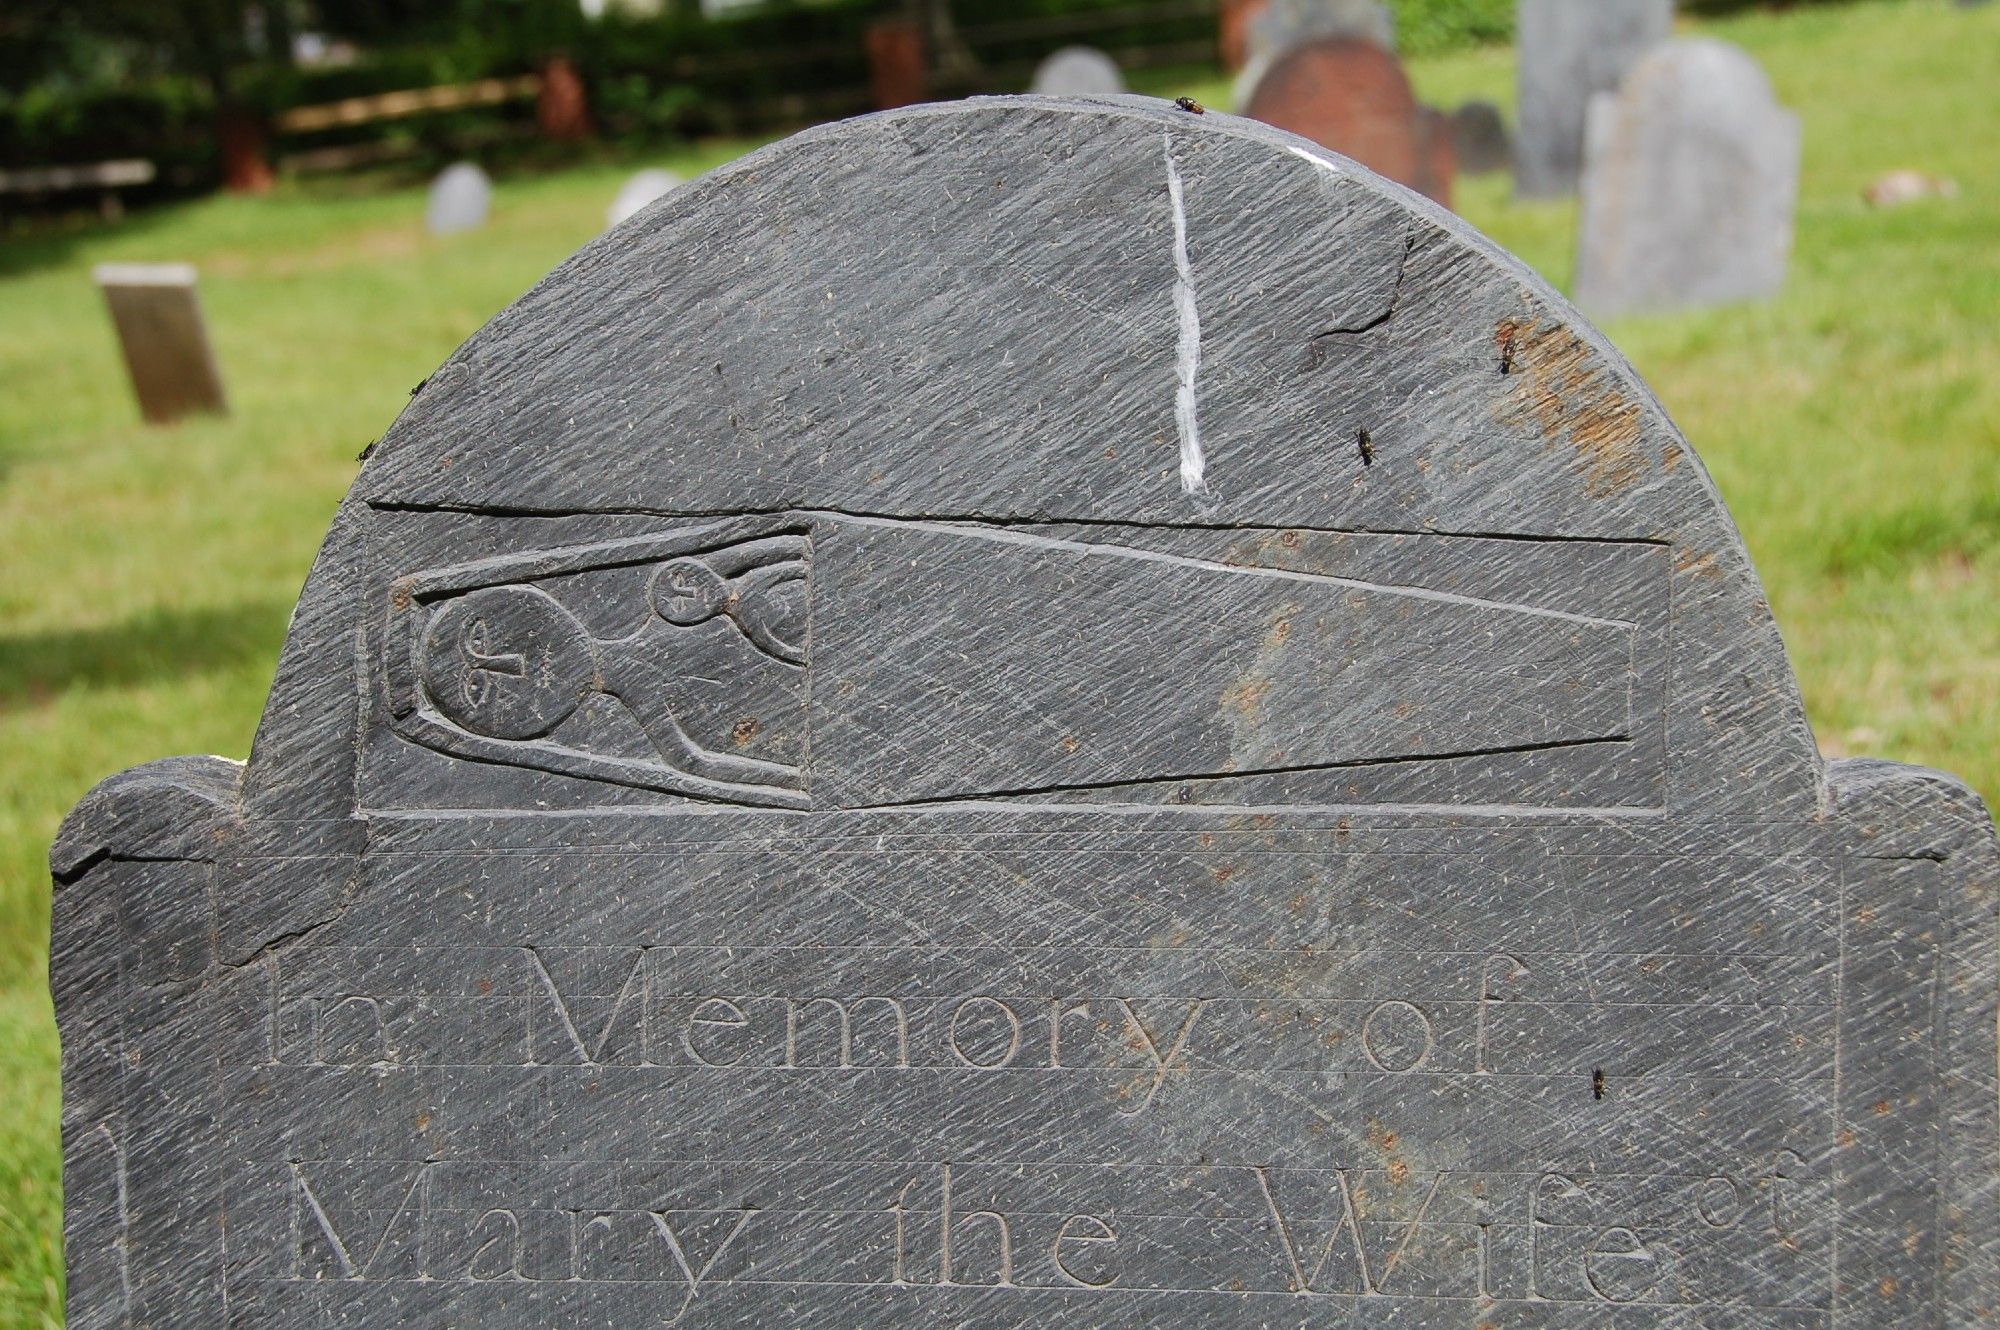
<box><xmin>1515</xmin><ymin>0</ymin><xmax>1673</xmax><ymax>197</ymax></box>
<box><xmin>53</xmin><ymin>99</ymin><xmax>1997</xmax><ymax>1330</ymax></box>
<box><xmin>1452</xmin><ymin>98</ymin><xmax>1513</xmax><ymax>174</ymax></box>
<box><xmin>93</xmin><ymin>263</ymin><xmax>228</xmax><ymax>425</ymax></box>
<box><xmin>424</xmin><ymin>161</ymin><xmax>491</xmax><ymax>234</ymax></box>
<box><xmin>1575</xmin><ymin>39</ymin><xmax>1800</xmax><ymax>317</ymax></box>
<box><xmin>1029</xmin><ymin>46</ymin><xmax>1125</xmax><ymax>96</ymax></box>
<box><xmin>1247</xmin><ymin>0</ymin><xmax>1395</xmax><ymax>62</ymax></box>
<box><xmin>1245</xmin><ymin>38</ymin><xmax>1454</xmax><ymax>206</ymax></box>
<box><xmin>606</xmin><ymin>167</ymin><xmax>682</xmax><ymax>228</ymax></box>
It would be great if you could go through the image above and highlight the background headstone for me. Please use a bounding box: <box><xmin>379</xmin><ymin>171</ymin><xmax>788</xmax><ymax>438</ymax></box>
<box><xmin>1236</xmin><ymin>0</ymin><xmax>1396</xmax><ymax>103</ymax></box>
<box><xmin>1575</xmin><ymin>37</ymin><xmax>1800</xmax><ymax>317</ymax></box>
<box><xmin>606</xmin><ymin>168</ymin><xmax>682</xmax><ymax>228</ymax></box>
<box><xmin>1515</xmin><ymin>0</ymin><xmax>1674</xmax><ymax>197</ymax></box>
<box><xmin>1231</xmin><ymin>51</ymin><xmax>1273</xmax><ymax>111</ymax></box>
<box><xmin>51</xmin><ymin>99</ymin><xmax>1998</xmax><ymax>1330</ymax></box>
<box><xmin>1245</xmin><ymin>37</ymin><xmax>1454</xmax><ymax>205</ymax></box>
<box><xmin>1451</xmin><ymin>98</ymin><xmax>1513</xmax><ymax>174</ymax></box>
<box><xmin>1029</xmin><ymin>46</ymin><xmax>1125</xmax><ymax>96</ymax></box>
<box><xmin>92</xmin><ymin>263</ymin><xmax>228</xmax><ymax>425</ymax></box>
<box><xmin>1248</xmin><ymin>0</ymin><xmax>1395</xmax><ymax>61</ymax></box>
<box><xmin>535</xmin><ymin>55</ymin><xmax>593</xmax><ymax>142</ymax></box>
<box><xmin>424</xmin><ymin>161</ymin><xmax>491</xmax><ymax>235</ymax></box>
<box><xmin>1218</xmin><ymin>0</ymin><xmax>1270</xmax><ymax>70</ymax></box>
<box><xmin>864</xmin><ymin>17</ymin><xmax>927</xmax><ymax>110</ymax></box>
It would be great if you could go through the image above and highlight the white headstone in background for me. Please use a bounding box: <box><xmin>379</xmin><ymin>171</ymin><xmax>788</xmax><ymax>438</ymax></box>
<box><xmin>425</xmin><ymin>162</ymin><xmax>492</xmax><ymax>235</ymax></box>
<box><xmin>1575</xmin><ymin>38</ymin><xmax>1801</xmax><ymax>318</ymax></box>
<box><xmin>607</xmin><ymin>168</ymin><xmax>682</xmax><ymax>228</ymax></box>
<box><xmin>1029</xmin><ymin>46</ymin><xmax>1125</xmax><ymax>96</ymax></box>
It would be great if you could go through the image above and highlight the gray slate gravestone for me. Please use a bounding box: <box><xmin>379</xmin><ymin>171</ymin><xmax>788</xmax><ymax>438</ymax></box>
<box><xmin>425</xmin><ymin>161</ymin><xmax>491</xmax><ymax>234</ymax></box>
<box><xmin>1515</xmin><ymin>0</ymin><xmax>1674</xmax><ymax>198</ymax></box>
<box><xmin>1451</xmin><ymin>98</ymin><xmax>1513</xmax><ymax>175</ymax></box>
<box><xmin>92</xmin><ymin>263</ymin><xmax>228</xmax><ymax>425</ymax></box>
<box><xmin>1575</xmin><ymin>38</ymin><xmax>1800</xmax><ymax>318</ymax></box>
<box><xmin>1029</xmin><ymin>46</ymin><xmax>1126</xmax><ymax>96</ymax></box>
<box><xmin>607</xmin><ymin>167</ymin><xmax>682</xmax><ymax>229</ymax></box>
<box><xmin>52</xmin><ymin>99</ymin><xmax>1998</xmax><ymax>1330</ymax></box>
<box><xmin>1248</xmin><ymin>0</ymin><xmax>1396</xmax><ymax>60</ymax></box>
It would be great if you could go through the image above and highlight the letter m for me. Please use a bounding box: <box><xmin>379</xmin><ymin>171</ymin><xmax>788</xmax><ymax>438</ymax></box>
<box><xmin>289</xmin><ymin>1161</ymin><xmax>434</xmax><ymax>1280</ymax></box>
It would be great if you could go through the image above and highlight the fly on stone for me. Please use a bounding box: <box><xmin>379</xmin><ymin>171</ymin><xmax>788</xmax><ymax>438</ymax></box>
<box><xmin>1174</xmin><ymin>96</ymin><xmax>1205</xmax><ymax>115</ymax></box>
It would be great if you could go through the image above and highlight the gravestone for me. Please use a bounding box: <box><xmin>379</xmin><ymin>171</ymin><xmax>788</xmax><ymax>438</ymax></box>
<box><xmin>1247</xmin><ymin>0</ymin><xmax>1395</xmax><ymax>62</ymax></box>
<box><xmin>1236</xmin><ymin>0</ymin><xmax>1396</xmax><ymax>103</ymax></box>
<box><xmin>1451</xmin><ymin>98</ymin><xmax>1513</xmax><ymax>174</ymax></box>
<box><xmin>93</xmin><ymin>263</ymin><xmax>229</xmax><ymax>425</ymax></box>
<box><xmin>425</xmin><ymin>161</ymin><xmax>491</xmax><ymax>235</ymax></box>
<box><xmin>1219</xmin><ymin>0</ymin><xmax>1269</xmax><ymax>70</ymax></box>
<box><xmin>52</xmin><ymin>98</ymin><xmax>1997</xmax><ymax>1330</ymax></box>
<box><xmin>1515</xmin><ymin>0</ymin><xmax>1673</xmax><ymax>198</ymax></box>
<box><xmin>864</xmin><ymin>17</ymin><xmax>926</xmax><ymax>110</ymax></box>
<box><xmin>1029</xmin><ymin>46</ymin><xmax>1125</xmax><ymax>96</ymax></box>
<box><xmin>1245</xmin><ymin>38</ymin><xmax>1454</xmax><ymax>206</ymax></box>
<box><xmin>1575</xmin><ymin>38</ymin><xmax>1800</xmax><ymax>318</ymax></box>
<box><xmin>607</xmin><ymin>168</ymin><xmax>682</xmax><ymax>228</ymax></box>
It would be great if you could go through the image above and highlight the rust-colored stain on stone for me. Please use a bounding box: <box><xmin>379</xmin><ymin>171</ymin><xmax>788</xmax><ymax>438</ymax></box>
<box><xmin>1224</xmin><ymin>678</ymin><xmax>1271</xmax><ymax>725</ymax></box>
<box><xmin>1493</xmin><ymin>318</ymin><xmax>1648</xmax><ymax>498</ymax></box>
<box><xmin>1675</xmin><ymin>547</ymin><xmax>1722</xmax><ymax>579</ymax></box>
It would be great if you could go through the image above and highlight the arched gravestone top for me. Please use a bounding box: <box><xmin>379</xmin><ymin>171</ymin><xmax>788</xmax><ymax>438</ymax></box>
<box><xmin>1248</xmin><ymin>0</ymin><xmax>1397</xmax><ymax>62</ymax></box>
<box><xmin>1515</xmin><ymin>0</ymin><xmax>1674</xmax><ymax>199</ymax></box>
<box><xmin>51</xmin><ymin>98</ymin><xmax>1999</xmax><ymax>1330</ymax></box>
<box><xmin>424</xmin><ymin>160</ymin><xmax>491</xmax><ymax>234</ymax></box>
<box><xmin>1029</xmin><ymin>45</ymin><xmax>1125</xmax><ymax>96</ymax></box>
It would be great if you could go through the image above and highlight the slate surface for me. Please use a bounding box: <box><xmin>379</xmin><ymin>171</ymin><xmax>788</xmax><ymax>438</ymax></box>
<box><xmin>1575</xmin><ymin>39</ymin><xmax>1801</xmax><ymax>319</ymax></box>
<box><xmin>1515</xmin><ymin>0</ymin><xmax>1673</xmax><ymax>198</ymax></box>
<box><xmin>52</xmin><ymin>97</ymin><xmax>1997</xmax><ymax>1330</ymax></box>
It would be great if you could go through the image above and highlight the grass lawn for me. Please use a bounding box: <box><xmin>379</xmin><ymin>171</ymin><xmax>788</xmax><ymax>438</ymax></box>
<box><xmin>1</xmin><ymin>1</ymin><xmax>1995</xmax><ymax>1322</ymax></box>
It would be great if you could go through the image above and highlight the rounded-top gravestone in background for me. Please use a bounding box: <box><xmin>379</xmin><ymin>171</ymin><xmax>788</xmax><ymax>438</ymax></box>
<box><xmin>424</xmin><ymin>160</ymin><xmax>492</xmax><ymax>234</ymax></box>
<box><xmin>606</xmin><ymin>167</ymin><xmax>682</xmax><ymax>228</ymax></box>
<box><xmin>1451</xmin><ymin>98</ymin><xmax>1513</xmax><ymax>174</ymax></box>
<box><xmin>1235</xmin><ymin>0</ymin><xmax>1396</xmax><ymax>103</ymax></box>
<box><xmin>1515</xmin><ymin>0</ymin><xmax>1674</xmax><ymax>198</ymax></box>
<box><xmin>1247</xmin><ymin>0</ymin><xmax>1395</xmax><ymax>62</ymax></box>
<box><xmin>1028</xmin><ymin>45</ymin><xmax>1125</xmax><ymax>95</ymax></box>
<box><xmin>1575</xmin><ymin>37</ymin><xmax>1800</xmax><ymax>318</ymax></box>
<box><xmin>1245</xmin><ymin>37</ymin><xmax>1454</xmax><ymax>205</ymax></box>
<box><xmin>50</xmin><ymin>98</ymin><xmax>1997</xmax><ymax>1330</ymax></box>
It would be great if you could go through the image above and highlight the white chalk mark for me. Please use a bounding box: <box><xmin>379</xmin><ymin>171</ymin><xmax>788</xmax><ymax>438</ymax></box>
<box><xmin>1286</xmin><ymin>143</ymin><xmax>1344</xmax><ymax>177</ymax></box>
<box><xmin>1164</xmin><ymin>136</ymin><xmax>1207</xmax><ymax>499</ymax></box>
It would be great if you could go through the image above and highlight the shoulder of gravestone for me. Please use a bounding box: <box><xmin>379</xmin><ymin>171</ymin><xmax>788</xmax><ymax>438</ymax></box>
<box><xmin>50</xmin><ymin>754</ymin><xmax>246</xmax><ymax>886</ymax></box>
<box><xmin>1827</xmin><ymin>756</ymin><xmax>2000</xmax><ymax>863</ymax></box>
